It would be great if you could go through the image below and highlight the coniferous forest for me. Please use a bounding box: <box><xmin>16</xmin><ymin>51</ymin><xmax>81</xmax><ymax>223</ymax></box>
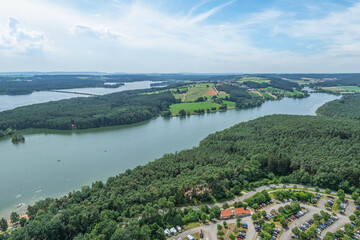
<box><xmin>4</xmin><ymin>114</ymin><xmax>360</xmax><ymax>240</ymax></box>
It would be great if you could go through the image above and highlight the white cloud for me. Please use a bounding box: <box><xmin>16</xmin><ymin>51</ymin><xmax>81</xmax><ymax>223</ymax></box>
<box><xmin>279</xmin><ymin>2</ymin><xmax>360</xmax><ymax>56</ymax></box>
<box><xmin>0</xmin><ymin>17</ymin><xmax>47</xmax><ymax>54</ymax></box>
<box><xmin>72</xmin><ymin>24</ymin><xmax>130</xmax><ymax>40</ymax></box>
<box><xmin>0</xmin><ymin>0</ymin><xmax>359</xmax><ymax>72</ymax></box>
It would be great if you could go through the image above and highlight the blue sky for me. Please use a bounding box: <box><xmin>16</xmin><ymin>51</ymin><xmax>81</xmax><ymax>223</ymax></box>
<box><xmin>0</xmin><ymin>0</ymin><xmax>359</xmax><ymax>73</ymax></box>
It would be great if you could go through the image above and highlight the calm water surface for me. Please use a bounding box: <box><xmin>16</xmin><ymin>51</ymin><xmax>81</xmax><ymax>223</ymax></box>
<box><xmin>0</xmin><ymin>92</ymin><xmax>339</xmax><ymax>217</ymax></box>
<box><xmin>0</xmin><ymin>81</ymin><xmax>154</xmax><ymax>112</ymax></box>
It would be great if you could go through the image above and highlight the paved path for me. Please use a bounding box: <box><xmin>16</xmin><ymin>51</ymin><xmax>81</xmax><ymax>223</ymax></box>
<box><xmin>175</xmin><ymin>184</ymin><xmax>352</xmax><ymax>212</ymax></box>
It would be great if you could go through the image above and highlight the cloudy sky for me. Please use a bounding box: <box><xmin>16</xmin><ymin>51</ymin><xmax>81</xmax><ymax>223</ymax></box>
<box><xmin>0</xmin><ymin>0</ymin><xmax>359</xmax><ymax>73</ymax></box>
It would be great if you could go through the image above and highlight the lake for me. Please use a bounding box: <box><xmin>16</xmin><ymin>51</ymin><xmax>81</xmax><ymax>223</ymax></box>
<box><xmin>0</xmin><ymin>81</ymin><xmax>154</xmax><ymax>112</ymax></box>
<box><xmin>0</xmin><ymin>91</ymin><xmax>339</xmax><ymax>218</ymax></box>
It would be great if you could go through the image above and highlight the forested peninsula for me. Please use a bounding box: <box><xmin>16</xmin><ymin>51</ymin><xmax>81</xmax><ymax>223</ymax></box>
<box><xmin>0</xmin><ymin>89</ymin><xmax>176</xmax><ymax>131</ymax></box>
<box><xmin>317</xmin><ymin>95</ymin><xmax>360</xmax><ymax>120</ymax></box>
<box><xmin>4</xmin><ymin>114</ymin><xmax>360</xmax><ymax>240</ymax></box>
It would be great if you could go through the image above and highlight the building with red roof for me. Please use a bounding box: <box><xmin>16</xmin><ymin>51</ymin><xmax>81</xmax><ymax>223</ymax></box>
<box><xmin>234</xmin><ymin>207</ymin><xmax>251</xmax><ymax>217</ymax></box>
<box><xmin>220</xmin><ymin>209</ymin><xmax>233</xmax><ymax>219</ymax></box>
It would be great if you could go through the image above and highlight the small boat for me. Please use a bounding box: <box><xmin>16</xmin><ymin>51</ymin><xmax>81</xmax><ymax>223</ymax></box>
<box><xmin>57</xmin><ymin>159</ymin><xmax>61</xmax><ymax>162</ymax></box>
<box><xmin>17</xmin><ymin>203</ymin><xmax>22</xmax><ymax>208</ymax></box>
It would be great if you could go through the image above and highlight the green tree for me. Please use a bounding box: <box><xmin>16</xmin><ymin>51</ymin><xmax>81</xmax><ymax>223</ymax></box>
<box><xmin>217</xmin><ymin>224</ymin><xmax>222</xmax><ymax>231</ymax></box>
<box><xmin>344</xmin><ymin>224</ymin><xmax>354</xmax><ymax>237</ymax></box>
<box><xmin>280</xmin><ymin>218</ymin><xmax>287</xmax><ymax>228</ymax></box>
<box><xmin>178</xmin><ymin>109</ymin><xmax>186</xmax><ymax>116</ymax></box>
<box><xmin>352</xmin><ymin>192</ymin><xmax>359</xmax><ymax>200</ymax></box>
<box><xmin>292</xmin><ymin>227</ymin><xmax>301</xmax><ymax>236</ymax></box>
<box><xmin>336</xmin><ymin>230</ymin><xmax>344</xmax><ymax>238</ymax></box>
<box><xmin>10</xmin><ymin>212</ymin><xmax>19</xmax><ymax>223</ymax></box>
<box><xmin>200</xmin><ymin>213</ymin><xmax>208</xmax><ymax>224</ymax></box>
<box><xmin>222</xmin><ymin>203</ymin><xmax>229</xmax><ymax>210</ymax></box>
<box><xmin>0</xmin><ymin>218</ymin><xmax>7</xmax><ymax>232</ymax></box>
<box><xmin>315</xmin><ymin>187</ymin><xmax>320</xmax><ymax>192</ymax></box>
<box><xmin>308</xmin><ymin>227</ymin><xmax>317</xmax><ymax>239</ymax></box>
<box><xmin>19</xmin><ymin>217</ymin><xmax>27</xmax><ymax>227</ymax></box>
<box><xmin>229</xmin><ymin>233</ymin><xmax>235</xmax><ymax>240</ymax></box>
<box><xmin>325</xmin><ymin>188</ymin><xmax>331</xmax><ymax>194</ymax></box>
<box><xmin>349</xmin><ymin>215</ymin><xmax>356</xmax><ymax>221</ymax></box>
<box><xmin>223</xmin><ymin>221</ymin><xmax>228</xmax><ymax>228</ymax></box>
<box><xmin>210</xmin><ymin>206</ymin><xmax>221</xmax><ymax>219</ymax></box>
<box><xmin>313</xmin><ymin>213</ymin><xmax>322</xmax><ymax>222</ymax></box>
<box><xmin>236</xmin><ymin>218</ymin><xmax>241</xmax><ymax>228</ymax></box>
<box><xmin>324</xmin><ymin>232</ymin><xmax>335</xmax><ymax>240</ymax></box>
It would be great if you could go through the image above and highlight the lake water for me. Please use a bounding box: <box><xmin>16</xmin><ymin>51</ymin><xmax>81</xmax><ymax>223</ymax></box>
<box><xmin>0</xmin><ymin>81</ymin><xmax>154</xmax><ymax>112</ymax></box>
<box><xmin>0</xmin><ymin>92</ymin><xmax>339</xmax><ymax>218</ymax></box>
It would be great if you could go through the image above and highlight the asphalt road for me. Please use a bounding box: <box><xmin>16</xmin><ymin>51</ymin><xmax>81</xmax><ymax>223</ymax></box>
<box><xmin>169</xmin><ymin>184</ymin><xmax>355</xmax><ymax>240</ymax></box>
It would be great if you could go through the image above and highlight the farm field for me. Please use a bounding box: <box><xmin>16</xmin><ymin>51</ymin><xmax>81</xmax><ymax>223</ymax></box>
<box><xmin>238</xmin><ymin>76</ymin><xmax>270</xmax><ymax>83</ymax></box>
<box><xmin>319</xmin><ymin>85</ymin><xmax>360</xmax><ymax>93</ymax></box>
<box><xmin>169</xmin><ymin>101</ymin><xmax>220</xmax><ymax>115</ymax></box>
<box><xmin>183</xmin><ymin>84</ymin><xmax>214</xmax><ymax>102</ymax></box>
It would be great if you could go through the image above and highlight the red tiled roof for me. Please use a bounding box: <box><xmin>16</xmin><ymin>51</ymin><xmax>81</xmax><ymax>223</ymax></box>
<box><xmin>221</xmin><ymin>209</ymin><xmax>233</xmax><ymax>218</ymax></box>
<box><xmin>234</xmin><ymin>207</ymin><xmax>251</xmax><ymax>215</ymax></box>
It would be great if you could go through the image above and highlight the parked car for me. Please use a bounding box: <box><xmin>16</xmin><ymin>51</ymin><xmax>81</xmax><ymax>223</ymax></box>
<box><xmin>164</xmin><ymin>229</ymin><xmax>171</xmax><ymax>237</ymax></box>
<box><xmin>170</xmin><ymin>227</ymin><xmax>177</xmax><ymax>235</ymax></box>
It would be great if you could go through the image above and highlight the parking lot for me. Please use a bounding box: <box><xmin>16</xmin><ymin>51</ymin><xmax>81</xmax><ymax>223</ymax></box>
<box><xmin>169</xmin><ymin>184</ymin><xmax>356</xmax><ymax>240</ymax></box>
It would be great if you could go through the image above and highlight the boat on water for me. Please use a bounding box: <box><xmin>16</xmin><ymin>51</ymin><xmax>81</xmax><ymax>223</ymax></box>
<box><xmin>17</xmin><ymin>203</ymin><xmax>22</xmax><ymax>208</ymax></box>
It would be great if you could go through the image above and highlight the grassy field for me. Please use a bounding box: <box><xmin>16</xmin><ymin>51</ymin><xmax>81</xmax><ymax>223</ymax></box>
<box><xmin>339</xmin><ymin>86</ymin><xmax>360</xmax><ymax>92</ymax></box>
<box><xmin>261</xmin><ymin>92</ymin><xmax>276</xmax><ymax>100</ymax></box>
<box><xmin>320</xmin><ymin>85</ymin><xmax>360</xmax><ymax>94</ymax></box>
<box><xmin>222</xmin><ymin>100</ymin><xmax>236</xmax><ymax>108</ymax></box>
<box><xmin>284</xmin><ymin>89</ymin><xmax>304</xmax><ymax>98</ymax></box>
<box><xmin>238</xmin><ymin>76</ymin><xmax>270</xmax><ymax>83</ymax></box>
<box><xmin>170</xmin><ymin>101</ymin><xmax>220</xmax><ymax>115</ymax></box>
<box><xmin>218</xmin><ymin>93</ymin><xmax>229</xmax><ymax>99</ymax></box>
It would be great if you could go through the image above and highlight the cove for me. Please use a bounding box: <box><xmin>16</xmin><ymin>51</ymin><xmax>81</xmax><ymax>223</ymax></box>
<box><xmin>0</xmin><ymin>91</ymin><xmax>339</xmax><ymax>218</ymax></box>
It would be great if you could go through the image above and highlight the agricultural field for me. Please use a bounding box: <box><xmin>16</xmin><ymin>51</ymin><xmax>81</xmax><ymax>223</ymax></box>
<box><xmin>169</xmin><ymin>101</ymin><xmax>220</xmax><ymax>115</ymax></box>
<box><xmin>238</xmin><ymin>76</ymin><xmax>270</xmax><ymax>83</ymax></box>
<box><xmin>183</xmin><ymin>83</ymin><xmax>215</xmax><ymax>102</ymax></box>
<box><xmin>319</xmin><ymin>85</ymin><xmax>360</xmax><ymax>94</ymax></box>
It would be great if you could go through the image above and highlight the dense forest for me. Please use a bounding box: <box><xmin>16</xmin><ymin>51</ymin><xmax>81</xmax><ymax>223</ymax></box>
<box><xmin>309</xmin><ymin>74</ymin><xmax>360</xmax><ymax>87</ymax></box>
<box><xmin>0</xmin><ymin>89</ymin><xmax>175</xmax><ymax>131</ymax></box>
<box><xmin>0</xmin><ymin>75</ymin><xmax>128</xmax><ymax>95</ymax></box>
<box><xmin>0</xmin><ymin>74</ymin><xmax>229</xmax><ymax>95</ymax></box>
<box><xmin>317</xmin><ymin>95</ymin><xmax>360</xmax><ymax>120</ymax></box>
<box><xmin>3</xmin><ymin>114</ymin><xmax>360</xmax><ymax>239</ymax></box>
